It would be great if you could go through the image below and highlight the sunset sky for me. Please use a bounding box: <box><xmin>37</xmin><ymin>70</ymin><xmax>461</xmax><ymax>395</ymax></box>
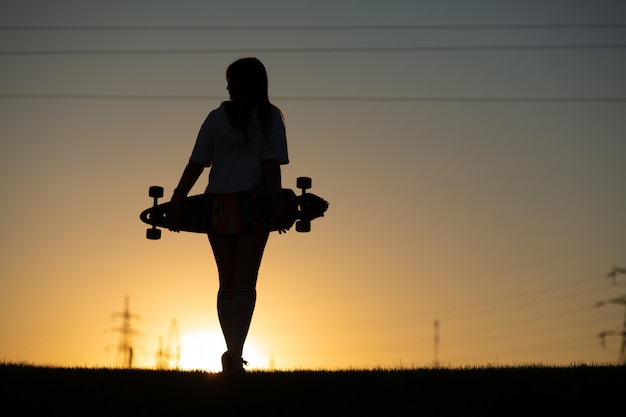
<box><xmin>1</xmin><ymin>1</ymin><xmax>626</xmax><ymax>372</ymax></box>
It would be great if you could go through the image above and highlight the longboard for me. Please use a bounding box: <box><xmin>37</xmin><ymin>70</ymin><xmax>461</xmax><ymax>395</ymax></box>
<box><xmin>140</xmin><ymin>177</ymin><xmax>328</xmax><ymax>239</ymax></box>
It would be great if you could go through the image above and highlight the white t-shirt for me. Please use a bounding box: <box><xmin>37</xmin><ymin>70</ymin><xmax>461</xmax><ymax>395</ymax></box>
<box><xmin>189</xmin><ymin>102</ymin><xmax>289</xmax><ymax>194</ymax></box>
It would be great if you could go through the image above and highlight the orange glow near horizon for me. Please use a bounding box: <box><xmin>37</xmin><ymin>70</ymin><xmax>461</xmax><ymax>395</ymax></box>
<box><xmin>178</xmin><ymin>329</ymin><xmax>224</xmax><ymax>372</ymax></box>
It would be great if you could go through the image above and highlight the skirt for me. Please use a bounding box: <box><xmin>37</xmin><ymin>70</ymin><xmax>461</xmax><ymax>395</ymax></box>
<box><xmin>208</xmin><ymin>189</ymin><xmax>272</xmax><ymax>235</ymax></box>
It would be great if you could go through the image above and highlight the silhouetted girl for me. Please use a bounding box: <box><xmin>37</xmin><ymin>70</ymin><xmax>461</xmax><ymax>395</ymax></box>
<box><xmin>167</xmin><ymin>57</ymin><xmax>290</xmax><ymax>373</ymax></box>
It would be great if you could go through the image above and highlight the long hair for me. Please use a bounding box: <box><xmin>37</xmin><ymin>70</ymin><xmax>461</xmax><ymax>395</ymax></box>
<box><xmin>226</xmin><ymin>57</ymin><xmax>282</xmax><ymax>141</ymax></box>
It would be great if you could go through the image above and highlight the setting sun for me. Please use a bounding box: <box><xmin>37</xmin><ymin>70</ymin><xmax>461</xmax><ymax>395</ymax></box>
<box><xmin>179</xmin><ymin>329</ymin><xmax>270</xmax><ymax>372</ymax></box>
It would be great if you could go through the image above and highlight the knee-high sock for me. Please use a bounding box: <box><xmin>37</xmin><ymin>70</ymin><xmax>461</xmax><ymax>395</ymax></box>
<box><xmin>217</xmin><ymin>288</ymin><xmax>235</xmax><ymax>352</ymax></box>
<box><xmin>231</xmin><ymin>286</ymin><xmax>257</xmax><ymax>359</ymax></box>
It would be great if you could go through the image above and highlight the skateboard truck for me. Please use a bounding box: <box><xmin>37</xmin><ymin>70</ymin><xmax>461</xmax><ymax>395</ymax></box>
<box><xmin>146</xmin><ymin>185</ymin><xmax>164</xmax><ymax>240</ymax></box>
<box><xmin>295</xmin><ymin>176</ymin><xmax>312</xmax><ymax>232</ymax></box>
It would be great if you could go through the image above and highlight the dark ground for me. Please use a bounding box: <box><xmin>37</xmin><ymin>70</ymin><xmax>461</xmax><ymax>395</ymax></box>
<box><xmin>0</xmin><ymin>364</ymin><xmax>623</xmax><ymax>416</ymax></box>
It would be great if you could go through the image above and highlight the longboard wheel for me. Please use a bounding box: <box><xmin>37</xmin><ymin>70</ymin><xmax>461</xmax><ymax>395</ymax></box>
<box><xmin>149</xmin><ymin>186</ymin><xmax>164</xmax><ymax>198</ymax></box>
<box><xmin>296</xmin><ymin>177</ymin><xmax>311</xmax><ymax>190</ymax></box>
<box><xmin>295</xmin><ymin>220</ymin><xmax>311</xmax><ymax>232</ymax></box>
<box><xmin>147</xmin><ymin>228</ymin><xmax>162</xmax><ymax>240</ymax></box>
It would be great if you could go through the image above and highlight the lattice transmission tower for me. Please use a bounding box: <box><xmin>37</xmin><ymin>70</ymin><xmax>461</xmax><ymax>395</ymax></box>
<box><xmin>111</xmin><ymin>296</ymin><xmax>140</xmax><ymax>368</ymax></box>
<box><xmin>156</xmin><ymin>318</ymin><xmax>181</xmax><ymax>370</ymax></box>
<box><xmin>433</xmin><ymin>319</ymin><xmax>440</xmax><ymax>368</ymax></box>
<box><xmin>596</xmin><ymin>266</ymin><xmax>626</xmax><ymax>365</ymax></box>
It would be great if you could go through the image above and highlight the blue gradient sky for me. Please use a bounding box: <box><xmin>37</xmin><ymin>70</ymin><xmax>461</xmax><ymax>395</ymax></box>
<box><xmin>1</xmin><ymin>1</ymin><xmax>625</xmax><ymax>371</ymax></box>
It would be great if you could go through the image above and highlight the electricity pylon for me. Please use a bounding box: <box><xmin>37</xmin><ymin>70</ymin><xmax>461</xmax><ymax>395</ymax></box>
<box><xmin>156</xmin><ymin>318</ymin><xmax>180</xmax><ymax>370</ymax></box>
<box><xmin>607</xmin><ymin>265</ymin><xmax>626</xmax><ymax>284</ymax></box>
<box><xmin>596</xmin><ymin>266</ymin><xmax>626</xmax><ymax>365</ymax></box>
<box><xmin>596</xmin><ymin>294</ymin><xmax>626</xmax><ymax>365</ymax></box>
<box><xmin>433</xmin><ymin>319</ymin><xmax>440</xmax><ymax>368</ymax></box>
<box><xmin>111</xmin><ymin>296</ymin><xmax>140</xmax><ymax>368</ymax></box>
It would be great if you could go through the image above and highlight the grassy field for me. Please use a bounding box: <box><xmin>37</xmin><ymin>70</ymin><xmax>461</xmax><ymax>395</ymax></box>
<box><xmin>1</xmin><ymin>363</ymin><xmax>623</xmax><ymax>415</ymax></box>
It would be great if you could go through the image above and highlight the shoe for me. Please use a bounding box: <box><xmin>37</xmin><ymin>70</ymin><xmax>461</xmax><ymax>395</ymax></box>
<box><xmin>221</xmin><ymin>351</ymin><xmax>248</xmax><ymax>374</ymax></box>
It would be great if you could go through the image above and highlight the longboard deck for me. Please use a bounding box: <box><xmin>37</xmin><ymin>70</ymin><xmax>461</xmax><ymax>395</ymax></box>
<box><xmin>140</xmin><ymin>189</ymin><xmax>298</xmax><ymax>234</ymax></box>
<box><xmin>140</xmin><ymin>184</ymin><xmax>328</xmax><ymax>239</ymax></box>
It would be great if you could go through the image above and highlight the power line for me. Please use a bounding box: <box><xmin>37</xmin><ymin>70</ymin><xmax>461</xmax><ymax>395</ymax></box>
<box><xmin>1</xmin><ymin>93</ymin><xmax>625</xmax><ymax>103</ymax></box>
<box><xmin>275</xmin><ymin>273</ymin><xmax>607</xmax><ymax>335</ymax></box>
<box><xmin>445</xmin><ymin>304</ymin><xmax>597</xmax><ymax>345</ymax></box>
<box><xmin>1</xmin><ymin>23</ymin><xmax>626</xmax><ymax>31</ymax></box>
<box><xmin>2</xmin><ymin>43</ymin><xmax>625</xmax><ymax>56</ymax></box>
<box><xmin>273</xmin><ymin>271</ymin><xmax>614</xmax><ymax>363</ymax></box>
<box><xmin>278</xmin><ymin>96</ymin><xmax>626</xmax><ymax>104</ymax></box>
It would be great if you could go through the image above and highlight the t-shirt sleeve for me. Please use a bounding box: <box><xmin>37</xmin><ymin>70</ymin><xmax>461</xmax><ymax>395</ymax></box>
<box><xmin>261</xmin><ymin>109</ymin><xmax>289</xmax><ymax>164</ymax></box>
<box><xmin>189</xmin><ymin>114</ymin><xmax>214</xmax><ymax>167</ymax></box>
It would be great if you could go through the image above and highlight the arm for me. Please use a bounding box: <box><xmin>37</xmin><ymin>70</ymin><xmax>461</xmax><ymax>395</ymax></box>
<box><xmin>261</xmin><ymin>159</ymin><xmax>283</xmax><ymax>204</ymax></box>
<box><xmin>171</xmin><ymin>160</ymin><xmax>205</xmax><ymax>199</ymax></box>
<box><xmin>167</xmin><ymin>161</ymin><xmax>205</xmax><ymax>232</ymax></box>
<box><xmin>261</xmin><ymin>159</ymin><xmax>291</xmax><ymax>233</ymax></box>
